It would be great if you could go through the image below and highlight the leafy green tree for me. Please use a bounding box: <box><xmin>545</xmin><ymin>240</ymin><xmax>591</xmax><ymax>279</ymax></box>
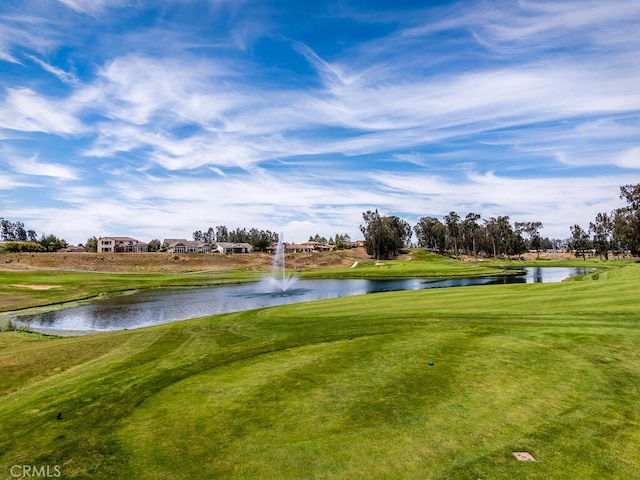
<box><xmin>360</xmin><ymin>210</ymin><xmax>410</xmax><ymax>260</ymax></box>
<box><xmin>444</xmin><ymin>211</ymin><xmax>461</xmax><ymax>257</ymax></box>
<box><xmin>569</xmin><ymin>224</ymin><xmax>591</xmax><ymax>260</ymax></box>
<box><xmin>620</xmin><ymin>183</ymin><xmax>640</xmax><ymax>210</ymax></box>
<box><xmin>1</xmin><ymin>219</ymin><xmax>27</xmax><ymax>241</ymax></box>
<box><xmin>38</xmin><ymin>233</ymin><xmax>68</xmax><ymax>252</ymax></box>
<box><xmin>484</xmin><ymin>216</ymin><xmax>514</xmax><ymax>257</ymax></box>
<box><xmin>617</xmin><ymin>184</ymin><xmax>640</xmax><ymax>255</ymax></box>
<box><xmin>589</xmin><ymin>213</ymin><xmax>613</xmax><ymax>260</ymax></box>
<box><xmin>85</xmin><ymin>236</ymin><xmax>98</xmax><ymax>252</ymax></box>
<box><xmin>515</xmin><ymin>221</ymin><xmax>543</xmax><ymax>258</ymax></box>
<box><xmin>14</xmin><ymin>222</ymin><xmax>26</xmax><ymax>241</ymax></box>
<box><xmin>540</xmin><ymin>237</ymin><xmax>554</xmax><ymax>251</ymax></box>
<box><xmin>414</xmin><ymin>216</ymin><xmax>446</xmax><ymax>253</ymax></box>
<box><xmin>248</xmin><ymin>229</ymin><xmax>277</xmax><ymax>252</ymax></box>
<box><xmin>216</xmin><ymin>225</ymin><xmax>229</xmax><ymax>242</ymax></box>
<box><xmin>508</xmin><ymin>231</ymin><xmax>527</xmax><ymax>257</ymax></box>
<box><xmin>229</xmin><ymin>228</ymin><xmax>249</xmax><ymax>243</ymax></box>
<box><xmin>332</xmin><ymin>233</ymin><xmax>351</xmax><ymax>249</ymax></box>
<box><xmin>0</xmin><ymin>218</ymin><xmax>10</xmax><ymax>240</ymax></box>
<box><xmin>461</xmin><ymin>213</ymin><xmax>481</xmax><ymax>259</ymax></box>
<box><xmin>309</xmin><ymin>234</ymin><xmax>328</xmax><ymax>244</ymax></box>
<box><xmin>612</xmin><ymin>209</ymin><xmax>632</xmax><ymax>256</ymax></box>
<box><xmin>388</xmin><ymin>216</ymin><xmax>412</xmax><ymax>251</ymax></box>
<box><xmin>203</xmin><ymin>228</ymin><xmax>215</xmax><ymax>244</ymax></box>
<box><xmin>147</xmin><ymin>239</ymin><xmax>161</xmax><ymax>252</ymax></box>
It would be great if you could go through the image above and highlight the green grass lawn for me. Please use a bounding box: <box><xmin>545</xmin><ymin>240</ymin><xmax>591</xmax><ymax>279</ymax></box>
<box><xmin>1</xmin><ymin>261</ymin><xmax>639</xmax><ymax>479</ymax></box>
<box><xmin>300</xmin><ymin>250</ymin><xmax>507</xmax><ymax>278</ymax></box>
<box><xmin>299</xmin><ymin>250</ymin><xmax>619</xmax><ymax>279</ymax></box>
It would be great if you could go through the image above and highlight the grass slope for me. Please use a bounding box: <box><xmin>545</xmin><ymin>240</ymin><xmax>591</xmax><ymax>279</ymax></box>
<box><xmin>0</xmin><ymin>263</ymin><xmax>639</xmax><ymax>479</ymax></box>
<box><xmin>301</xmin><ymin>251</ymin><xmax>505</xmax><ymax>279</ymax></box>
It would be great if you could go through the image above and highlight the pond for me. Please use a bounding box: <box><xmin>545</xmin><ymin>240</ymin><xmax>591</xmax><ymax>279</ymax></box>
<box><xmin>7</xmin><ymin>267</ymin><xmax>592</xmax><ymax>335</ymax></box>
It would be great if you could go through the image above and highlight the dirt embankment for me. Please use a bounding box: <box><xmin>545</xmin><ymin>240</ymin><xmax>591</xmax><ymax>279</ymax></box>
<box><xmin>0</xmin><ymin>249</ymin><xmax>372</xmax><ymax>273</ymax></box>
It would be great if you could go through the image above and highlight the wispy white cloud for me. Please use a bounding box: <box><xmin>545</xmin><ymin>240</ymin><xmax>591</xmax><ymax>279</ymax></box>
<box><xmin>477</xmin><ymin>1</ymin><xmax>640</xmax><ymax>46</ymax></box>
<box><xmin>1</xmin><ymin>0</ymin><xmax>639</xmax><ymax>244</ymax></box>
<box><xmin>373</xmin><ymin>169</ymin><xmax>629</xmax><ymax>236</ymax></box>
<box><xmin>12</xmin><ymin>161</ymin><xmax>628</xmax><ymax>245</ymax></box>
<box><xmin>0</xmin><ymin>5</ymin><xmax>77</xmax><ymax>62</ymax></box>
<box><xmin>10</xmin><ymin>155</ymin><xmax>78</xmax><ymax>180</ymax></box>
<box><xmin>56</xmin><ymin>0</ymin><xmax>129</xmax><ymax>16</ymax></box>
<box><xmin>28</xmin><ymin>55</ymin><xmax>78</xmax><ymax>85</ymax></box>
<box><xmin>0</xmin><ymin>173</ymin><xmax>27</xmax><ymax>190</ymax></box>
<box><xmin>74</xmin><ymin>45</ymin><xmax>640</xmax><ymax>173</ymax></box>
<box><xmin>28</xmin><ymin>166</ymin><xmax>388</xmax><ymax>243</ymax></box>
<box><xmin>0</xmin><ymin>47</ymin><xmax>19</xmax><ymax>64</ymax></box>
<box><xmin>615</xmin><ymin>147</ymin><xmax>640</xmax><ymax>169</ymax></box>
<box><xmin>0</xmin><ymin>88</ymin><xmax>83</xmax><ymax>134</ymax></box>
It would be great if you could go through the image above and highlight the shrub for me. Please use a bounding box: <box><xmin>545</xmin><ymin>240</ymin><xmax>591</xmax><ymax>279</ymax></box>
<box><xmin>3</xmin><ymin>242</ymin><xmax>45</xmax><ymax>253</ymax></box>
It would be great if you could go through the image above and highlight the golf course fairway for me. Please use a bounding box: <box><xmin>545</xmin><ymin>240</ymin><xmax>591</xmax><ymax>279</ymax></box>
<box><xmin>1</xmin><ymin>262</ymin><xmax>639</xmax><ymax>479</ymax></box>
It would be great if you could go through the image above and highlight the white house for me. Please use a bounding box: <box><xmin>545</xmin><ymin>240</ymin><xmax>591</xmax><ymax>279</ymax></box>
<box><xmin>97</xmin><ymin>236</ymin><xmax>148</xmax><ymax>253</ymax></box>
<box><xmin>215</xmin><ymin>242</ymin><xmax>253</xmax><ymax>254</ymax></box>
<box><xmin>163</xmin><ymin>239</ymin><xmax>211</xmax><ymax>254</ymax></box>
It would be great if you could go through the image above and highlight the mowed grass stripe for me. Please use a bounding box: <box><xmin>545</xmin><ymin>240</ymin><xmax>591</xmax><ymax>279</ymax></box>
<box><xmin>0</xmin><ymin>262</ymin><xmax>638</xmax><ymax>479</ymax></box>
<box><xmin>117</xmin><ymin>323</ymin><xmax>637</xmax><ymax>479</ymax></box>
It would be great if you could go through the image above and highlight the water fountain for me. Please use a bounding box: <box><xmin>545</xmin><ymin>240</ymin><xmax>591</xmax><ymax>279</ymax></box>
<box><xmin>270</xmin><ymin>233</ymin><xmax>297</xmax><ymax>292</ymax></box>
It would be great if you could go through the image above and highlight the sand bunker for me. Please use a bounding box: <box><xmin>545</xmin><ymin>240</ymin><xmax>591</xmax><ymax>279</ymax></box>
<box><xmin>11</xmin><ymin>284</ymin><xmax>62</xmax><ymax>290</ymax></box>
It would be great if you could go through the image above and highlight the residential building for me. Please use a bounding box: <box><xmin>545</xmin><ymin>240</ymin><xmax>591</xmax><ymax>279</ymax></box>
<box><xmin>215</xmin><ymin>242</ymin><xmax>253</xmax><ymax>254</ymax></box>
<box><xmin>266</xmin><ymin>241</ymin><xmax>333</xmax><ymax>254</ymax></box>
<box><xmin>290</xmin><ymin>242</ymin><xmax>333</xmax><ymax>253</ymax></box>
<box><xmin>163</xmin><ymin>239</ymin><xmax>211</xmax><ymax>254</ymax></box>
<box><xmin>57</xmin><ymin>246</ymin><xmax>86</xmax><ymax>253</ymax></box>
<box><xmin>97</xmin><ymin>236</ymin><xmax>148</xmax><ymax>253</ymax></box>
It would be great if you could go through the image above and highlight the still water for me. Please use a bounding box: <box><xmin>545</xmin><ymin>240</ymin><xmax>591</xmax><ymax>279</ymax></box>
<box><xmin>9</xmin><ymin>267</ymin><xmax>591</xmax><ymax>334</ymax></box>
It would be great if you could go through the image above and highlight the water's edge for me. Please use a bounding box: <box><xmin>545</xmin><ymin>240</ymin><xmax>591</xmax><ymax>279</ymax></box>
<box><xmin>5</xmin><ymin>267</ymin><xmax>593</xmax><ymax>336</ymax></box>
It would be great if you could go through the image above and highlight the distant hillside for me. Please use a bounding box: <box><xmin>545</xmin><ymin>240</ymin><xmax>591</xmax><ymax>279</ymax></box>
<box><xmin>0</xmin><ymin>249</ymin><xmax>371</xmax><ymax>273</ymax></box>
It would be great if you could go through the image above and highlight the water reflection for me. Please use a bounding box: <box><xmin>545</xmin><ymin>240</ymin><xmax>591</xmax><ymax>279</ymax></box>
<box><xmin>9</xmin><ymin>267</ymin><xmax>591</xmax><ymax>334</ymax></box>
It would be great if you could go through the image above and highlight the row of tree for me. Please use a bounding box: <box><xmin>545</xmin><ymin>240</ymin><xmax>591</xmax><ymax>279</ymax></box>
<box><xmin>0</xmin><ymin>218</ymin><xmax>68</xmax><ymax>252</ymax></box>
<box><xmin>308</xmin><ymin>233</ymin><xmax>352</xmax><ymax>249</ymax></box>
<box><xmin>414</xmin><ymin>214</ymin><xmax>550</xmax><ymax>259</ymax></box>
<box><xmin>360</xmin><ymin>209</ymin><xmax>549</xmax><ymax>260</ymax></box>
<box><xmin>192</xmin><ymin>228</ymin><xmax>353</xmax><ymax>252</ymax></box>
<box><xmin>569</xmin><ymin>184</ymin><xmax>640</xmax><ymax>259</ymax></box>
<box><xmin>361</xmin><ymin>183</ymin><xmax>640</xmax><ymax>261</ymax></box>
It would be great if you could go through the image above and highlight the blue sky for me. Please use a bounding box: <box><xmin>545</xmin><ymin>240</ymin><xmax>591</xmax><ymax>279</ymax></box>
<box><xmin>1</xmin><ymin>0</ymin><xmax>639</xmax><ymax>245</ymax></box>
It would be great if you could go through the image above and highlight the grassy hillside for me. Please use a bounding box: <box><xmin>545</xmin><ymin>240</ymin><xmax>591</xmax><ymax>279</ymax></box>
<box><xmin>0</xmin><ymin>262</ymin><xmax>638</xmax><ymax>478</ymax></box>
<box><xmin>0</xmin><ymin>249</ymin><xmax>371</xmax><ymax>273</ymax></box>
